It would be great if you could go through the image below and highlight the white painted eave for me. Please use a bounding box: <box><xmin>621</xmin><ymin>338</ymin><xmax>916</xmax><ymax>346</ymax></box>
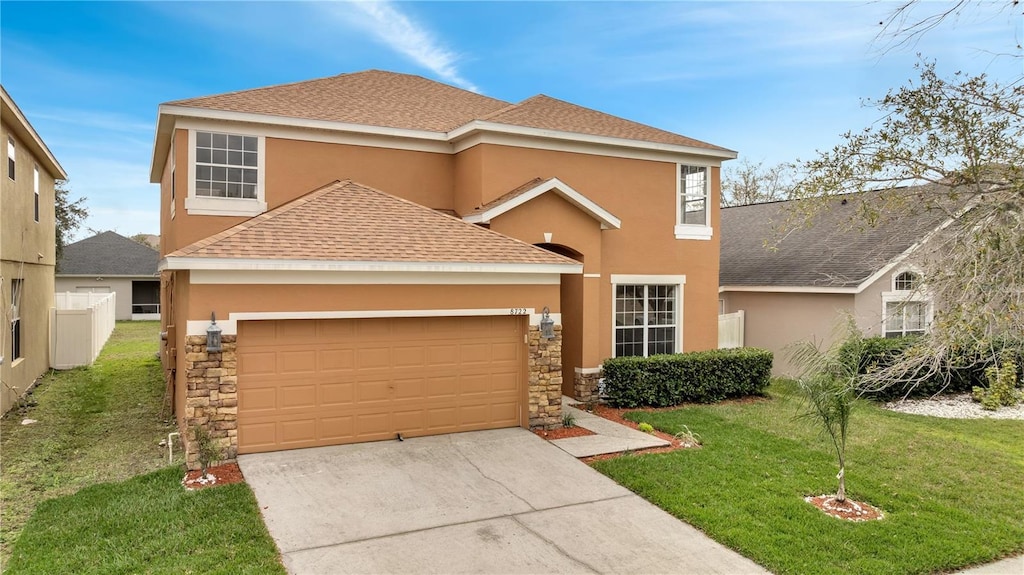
<box><xmin>2</xmin><ymin>85</ymin><xmax>67</xmax><ymax>180</ymax></box>
<box><xmin>719</xmin><ymin>285</ymin><xmax>860</xmax><ymax>294</ymax></box>
<box><xmin>160</xmin><ymin>256</ymin><xmax>582</xmax><ymax>275</ymax></box>
<box><xmin>447</xmin><ymin>120</ymin><xmax>738</xmax><ymax>160</ymax></box>
<box><xmin>463</xmin><ymin>177</ymin><xmax>622</xmax><ymax>230</ymax></box>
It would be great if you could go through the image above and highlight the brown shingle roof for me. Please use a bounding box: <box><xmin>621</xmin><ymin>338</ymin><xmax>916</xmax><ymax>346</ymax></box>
<box><xmin>165</xmin><ymin>71</ymin><xmax>731</xmax><ymax>150</ymax></box>
<box><xmin>481</xmin><ymin>95</ymin><xmax>730</xmax><ymax>151</ymax></box>
<box><xmin>167</xmin><ymin>180</ymin><xmax>578</xmax><ymax>266</ymax></box>
<box><xmin>167</xmin><ymin>70</ymin><xmax>511</xmax><ymax>132</ymax></box>
<box><xmin>467</xmin><ymin>177</ymin><xmax>547</xmax><ymax>215</ymax></box>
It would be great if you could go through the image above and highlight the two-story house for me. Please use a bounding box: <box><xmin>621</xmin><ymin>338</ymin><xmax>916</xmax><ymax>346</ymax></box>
<box><xmin>1</xmin><ymin>85</ymin><xmax>67</xmax><ymax>414</ymax></box>
<box><xmin>149</xmin><ymin>70</ymin><xmax>735</xmax><ymax>466</ymax></box>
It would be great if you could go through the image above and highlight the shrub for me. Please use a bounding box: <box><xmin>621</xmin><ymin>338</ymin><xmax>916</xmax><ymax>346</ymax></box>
<box><xmin>602</xmin><ymin>348</ymin><xmax>772</xmax><ymax>408</ymax></box>
<box><xmin>973</xmin><ymin>361</ymin><xmax>1021</xmax><ymax>410</ymax></box>
<box><xmin>840</xmin><ymin>336</ymin><xmax>1024</xmax><ymax>401</ymax></box>
<box><xmin>637</xmin><ymin>422</ymin><xmax>655</xmax><ymax>434</ymax></box>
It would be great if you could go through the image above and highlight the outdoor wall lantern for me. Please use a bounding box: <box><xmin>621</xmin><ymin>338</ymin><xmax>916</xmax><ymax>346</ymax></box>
<box><xmin>206</xmin><ymin>312</ymin><xmax>222</xmax><ymax>353</ymax></box>
<box><xmin>540</xmin><ymin>306</ymin><xmax>555</xmax><ymax>340</ymax></box>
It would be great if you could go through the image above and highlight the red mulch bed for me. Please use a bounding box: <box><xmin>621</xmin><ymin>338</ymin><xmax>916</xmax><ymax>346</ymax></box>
<box><xmin>567</xmin><ymin>403</ymin><xmax>704</xmax><ymax>462</ymax></box>
<box><xmin>182</xmin><ymin>463</ymin><xmax>245</xmax><ymax>491</ymax></box>
<box><xmin>534</xmin><ymin>426</ymin><xmax>596</xmax><ymax>440</ymax></box>
<box><xmin>805</xmin><ymin>494</ymin><xmax>885</xmax><ymax>521</ymax></box>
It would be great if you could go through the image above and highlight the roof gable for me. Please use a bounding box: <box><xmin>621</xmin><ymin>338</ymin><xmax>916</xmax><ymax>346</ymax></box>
<box><xmin>719</xmin><ymin>187</ymin><xmax>959</xmax><ymax>290</ymax></box>
<box><xmin>463</xmin><ymin>177</ymin><xmax>622</xmax><ymax>230</ymax></box>
<box><xmin>480</xmin><ymin>95</ymin><xmax>730</xmax><ymax>152</ymax></box>
<box><xmin>167</xmin><ymin>70</ymin><xmax>511</xmax><ymax>133</ymax></box>
<box><xmin>58</xmin><ymin>231</ymin><xmax>159</xmax><ymax>276</ymax></box>
<box><xmin>166</xmin><ymin>180</ymin><xmax>581</xmax><ymax>270</ymax></box>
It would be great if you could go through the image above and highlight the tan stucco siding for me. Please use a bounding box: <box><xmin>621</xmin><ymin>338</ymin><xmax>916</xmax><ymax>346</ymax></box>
<box><xmin>469</xmin><ymin>144</ymin><xmax>721</xmax><ymax>357</ymax></box>
<box><xmin>721</xmin><ymin>291</ymin><xmax>854</xmax><ymax>376</ymax></box>
<box><xmin>1</xmin><ymin>119</ymin><xmax>57</xmax><ymax>267</ymax></box>
<box><xmin>0</xmin><ymin>261</ymin><xmax>53</xmax><ymax>413</ymax></box>
<box><xmin>854</xmin><ymin>268</ymin><xmax>907</xmax><ymax>338</ymax></box>
<box><xmin>162</xmin><ymin>135</ymin><xmax>455</xmax><ymax>254</ymax></box>
<box><xmin>2</xmin><ymin>116</ymin><xmax>57</xmax><ymax>414</ymax></box>
<box><xmin>187</xmin><ymin>283</ymin><xmax>560</xmax><ymax>322</ymax></box>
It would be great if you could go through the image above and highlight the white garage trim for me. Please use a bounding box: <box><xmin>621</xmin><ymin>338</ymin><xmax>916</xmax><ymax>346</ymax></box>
<box><xmin>186</xmin><ymin>308</ymin><xmax>562</xmax><ymax>335</ymax></box>
<box><xmin>189</xmin><ymin>270</ymin><xmax>561</xmax><ymax>285</ymax></box>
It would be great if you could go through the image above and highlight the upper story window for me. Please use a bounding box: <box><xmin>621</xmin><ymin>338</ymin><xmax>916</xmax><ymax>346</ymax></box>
<box><xmin>675</xmin><ymin>164</ymin><xmax>712</xmax><ymax>240</ymax></box>
<box><xmin>7</xmin><ymin>137</ymin><xmax>15</xmax><ymax>180</ymax></box>
<box><xmin>184</xmin><ymin>128</ymin><xmax>266</xmax><ymax>217</ymax></box>
<box><xmin>195</xmin><ymin>131</ymin><xmax>257</xmax><ymax>199</ymax></box>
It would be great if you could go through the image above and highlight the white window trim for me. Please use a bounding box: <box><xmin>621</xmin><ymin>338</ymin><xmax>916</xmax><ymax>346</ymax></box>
<box><xmin>674</xmin><ymin>163</ymin><xmax>713</xmax><ymax>240</ymax></box>
<box><xmin>7</xmin><ymin>137</ymin><xmax>15</xmax><ymax>181</ymax></box>
<box><xmin>184</xmin><ymin>128</ymin><xmax>267</xmax><ymax>216</ymax></box>
<box><xmin>33</xmin><ymin>165</ymin><xmax>39</xmax><ymax>223</ymax></box>
<box><xmin>610</xmin><ymin>274</ymin><xmax>685</xmax><ymax>356</ymax></box>
<box><xmin>881</xmin><ymin>290</ymin><xmax>932</xmax><ymax>337</ymax></box>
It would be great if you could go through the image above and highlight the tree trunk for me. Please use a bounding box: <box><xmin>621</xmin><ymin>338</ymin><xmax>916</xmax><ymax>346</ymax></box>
<box><xmin>836</xmin><ymin>465</ymin><xmax>846</xmax><ymax>502</ymax></box>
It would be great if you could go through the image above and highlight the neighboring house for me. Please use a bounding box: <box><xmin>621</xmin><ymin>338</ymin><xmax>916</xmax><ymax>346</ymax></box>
<box><xmin>149</xmin><ymin>70</ymin><xmax>736</xmax><ymax>464</ymax></box>
<box><xmin>56</xmin><ymin>231</ymin><xmax>160</xmax><ymax>320</ymax></box>
<box><xmin>719</xmin><ymin>188</ymin><xmax>955</xmax><ymax>375</ymax></box>
<box><xmin>1</xmin><ymin>85</ymin><xmax>67</xmax><ymax>414</ymax></box>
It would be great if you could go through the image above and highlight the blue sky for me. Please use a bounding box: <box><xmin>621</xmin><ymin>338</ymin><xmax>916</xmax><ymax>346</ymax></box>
<box><xmin>2</xmin><ymin>1</ymin><xmax>1021</xmax><ymax>238</ymax></box>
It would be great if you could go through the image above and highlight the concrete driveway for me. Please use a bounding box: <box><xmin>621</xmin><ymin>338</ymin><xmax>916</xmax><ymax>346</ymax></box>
<box><xmin>239</xmin><ymin>428</ymin><xmax>767</xmax><ymax>575</ymax></box>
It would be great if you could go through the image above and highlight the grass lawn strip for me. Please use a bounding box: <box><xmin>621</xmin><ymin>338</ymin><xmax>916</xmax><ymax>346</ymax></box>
<box><xmin>592</xmin><ymin>380</ymin><xmax>1024</xmax><ymax>575</ymax></box>
<box><xmin>0</xmin><ymin>322</ymin><xmax>176</xmax><ymax>563</ymax></box>
<box><xmin>4</xmin><ymin>466</ymin><xmax>284</xmax><ymax>575</ymax></box>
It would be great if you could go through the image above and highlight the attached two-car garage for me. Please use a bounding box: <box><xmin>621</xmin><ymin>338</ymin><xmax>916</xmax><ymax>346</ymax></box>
<box><xmin>236</xmin><ymin>315</ymin><xmax>527</xmax><ymax>454</ymax></box>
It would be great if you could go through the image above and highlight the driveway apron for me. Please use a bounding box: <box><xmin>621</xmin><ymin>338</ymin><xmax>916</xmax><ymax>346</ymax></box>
<box><xmin>239</xmin><ymin>428</ymin><xmax>767</xmax><ymax>574</ymax></box>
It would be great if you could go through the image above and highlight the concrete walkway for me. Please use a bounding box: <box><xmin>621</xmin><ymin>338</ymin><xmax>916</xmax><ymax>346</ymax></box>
<box><xmin>239</xmin><ymin>428</ymin><xmax>767</xmax><ymax>575</ymax></box>
<box><xmin>548</xmin><ymin>396</ymin><xmax>669</xmax><ymax>457</ymax></box>
<box><xmin>954</xmin><ymin>555</ymin><xmax>1024</xmax><ymax>574</ymax></box>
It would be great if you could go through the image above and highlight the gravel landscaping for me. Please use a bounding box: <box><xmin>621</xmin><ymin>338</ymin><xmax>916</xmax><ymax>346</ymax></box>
<box><xmin>883</xmin><ymin>393</ymin><xmax>1024</xmax><ymax>420</ymax></box>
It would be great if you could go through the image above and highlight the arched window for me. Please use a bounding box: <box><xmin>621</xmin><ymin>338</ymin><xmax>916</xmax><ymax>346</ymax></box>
<box><xmin>894</xmin><ymin>271</ymin><xmax>920</xmax><ymax>291</ymax></box>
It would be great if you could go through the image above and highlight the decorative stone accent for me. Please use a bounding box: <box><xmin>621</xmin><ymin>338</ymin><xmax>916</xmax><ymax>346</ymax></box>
<box><xmin>528</xmin><ymin>324</ymin><xmax>563</xmax><ymax>430</ymax></box>
<box><xmin>574</xmin><ymin>368</ymin><xmax>603</xmax><ymax>403</ymax></box>
<box><xmin>182</xmin><ymin>334</ymin><xmax>238</xmax><ymax>470</ymax></box>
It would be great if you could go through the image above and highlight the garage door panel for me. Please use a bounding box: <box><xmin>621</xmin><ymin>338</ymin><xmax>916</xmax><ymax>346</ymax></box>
<box><xmin>281</xmin><ymin>385</ymin><xmax>317</xmax><ymax>409</ymax></box>
<box><xmin>237</xmin><ymin>316</ymin><xmax>525</xmax><ymax>453</ymax></box>
<box><xmin>320</xmin><ymin>348</ymin><xmax>355</xmax><ymax>371</ymax></box>
<box><xmin>280</xmin><ymin>350</ymin><xmax>317</xmax><ymax>374</ymax></box>
<box><xmin>359</xmin><ymin>347</ymin><xmax>391</xmax><ymax>369</ymax></box>
<box><xmin>321</xmin><ymin>382</ymin><xmax>354</xmax><ymax>406</ymax></box>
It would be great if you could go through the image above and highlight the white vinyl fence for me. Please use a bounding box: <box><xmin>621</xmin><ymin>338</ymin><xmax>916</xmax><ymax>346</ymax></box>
<box><xmin>51</xmin><ymin>292</ymin><xmax>116</xmax><ymax>369</ymax></box>
<box><xmin>718</xmin><ymin>310</ymin><xmax>745</xmax><ymax>349</ymax></box>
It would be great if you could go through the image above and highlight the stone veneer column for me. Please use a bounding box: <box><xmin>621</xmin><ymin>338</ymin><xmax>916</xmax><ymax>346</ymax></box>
<box><xmin>182</xmin><ymin>335</ymin><xmax>238</xmax><ymax>470</ymax></box>
<box><xmin>574</xmin><ymin>368</ymin><xmax>603</xmax><ymax>403</ymax></box>
<box><xmin>527</xmin><ymin>324</ymin><xmax>563</xmax><ymax>429</ymax></box>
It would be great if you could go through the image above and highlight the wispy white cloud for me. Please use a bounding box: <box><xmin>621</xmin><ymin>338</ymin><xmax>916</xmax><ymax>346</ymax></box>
<box><xmin>321</xmin><ymin>1</ymin><xmax>478</xmax><ymax>92</ymax></box>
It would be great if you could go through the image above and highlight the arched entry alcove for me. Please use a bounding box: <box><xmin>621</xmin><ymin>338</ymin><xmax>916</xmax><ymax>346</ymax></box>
<box><xmin>535</xmin><ymin>242</ymin><xmax>584</xmax><ymax>397</ymax></box>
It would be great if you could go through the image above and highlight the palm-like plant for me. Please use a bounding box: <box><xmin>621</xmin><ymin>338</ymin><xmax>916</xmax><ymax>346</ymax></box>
<box><xmin>788</xmin><ymin>318</ymin><xmax>864</xmax><ymax>502</ymax></box>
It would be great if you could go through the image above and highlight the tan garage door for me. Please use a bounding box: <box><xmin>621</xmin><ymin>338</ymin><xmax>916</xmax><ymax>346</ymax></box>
<box><xmin>236</xmin><ymin>316</ymin><xmax>526</xmax><ymax>454</ymax></box>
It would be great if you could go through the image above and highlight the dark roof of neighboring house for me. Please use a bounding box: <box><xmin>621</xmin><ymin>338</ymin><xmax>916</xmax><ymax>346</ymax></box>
<box><xmin>720</xmin><ymin>187</ymin><xmax>959</xmax><ymax>288</ymax></box>
<box><xmin>58</xmin><ymin>231</ymin><xmax>159</xmax><ymax>276</ymax></box>
<box><xmin>165</xmin><ymin>70</ymin><xmax>730</xmax><ymax>151</ymax></box>
<box><xmin>167</xmin><ymin>180</ymin><xmax>578</xmax><ymax>267</ymax></box>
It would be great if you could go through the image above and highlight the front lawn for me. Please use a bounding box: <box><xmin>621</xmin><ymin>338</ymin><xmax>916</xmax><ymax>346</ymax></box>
<box><xmin>4</xmin><ymin>467</ymin><xmax>284</xmax><ymax>574</ymax></box>
<box><xmin>592</xmin><ymin>380</ymin><xmax>1024</xmax><ymax>575</ymax></box>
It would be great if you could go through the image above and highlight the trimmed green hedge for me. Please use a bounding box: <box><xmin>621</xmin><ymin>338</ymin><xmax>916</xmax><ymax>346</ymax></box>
<box><xmin>842</xmin><ymin>336</ymin><xmax>1023</xmax><ymax>400</ymax></box>
<box><xmin>602</xmin><ymin>348</ymin><xmax>773</xmax><ymax>408</ymax></box>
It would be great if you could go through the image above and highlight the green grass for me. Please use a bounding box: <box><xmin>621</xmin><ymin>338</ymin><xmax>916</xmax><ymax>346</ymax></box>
<box><xmin>592</xmin><ymin>379</ymin><xmax>1024</xmax><ymax>575</ymax></box>
<box><xmin>4</xmin><ymin>466</ymin><xmax>283</xmax><ymax>574</ymax></box>
<box><xmin>0</xmin><ymin>321</ymin><xmax>283</xmax><ymax>573</ymax></box>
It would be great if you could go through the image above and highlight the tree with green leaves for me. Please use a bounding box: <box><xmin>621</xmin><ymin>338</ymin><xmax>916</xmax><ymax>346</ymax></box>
<box><xmin>789</xmin><ymin>318</ymin><xmax>864</xmax><ymax>503</ymax></box>
<box><xmin>55</xmin><ymin>180</ymin><xmax>87</xmax><ymax>269</ymax></box>
<box><xmin>786</xmin><ymin>60</ymin><xmax>1023</xmax><ymax>394</ymax></box>
<box><xmin>721</xmin><ymin>158</ymin><xmax>794</xmax><ymax>207</ymax></box>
